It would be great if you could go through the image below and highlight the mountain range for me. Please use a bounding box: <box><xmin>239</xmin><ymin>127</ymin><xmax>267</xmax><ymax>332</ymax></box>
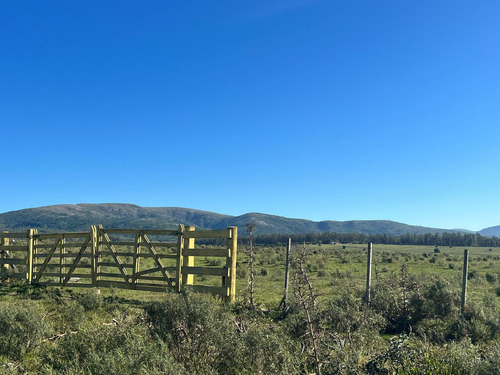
<box><xmin>0</xmin><ymin>203</ymin><xmax>499</xmax><ymax>237</ymax></box>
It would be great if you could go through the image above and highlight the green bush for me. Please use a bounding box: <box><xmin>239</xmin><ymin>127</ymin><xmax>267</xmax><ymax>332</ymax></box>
<box><xmin>421</xmin><ymin>278</ymin><xmax>458</xmax><ymax>319</ymax></box>
<box><xmin>486</xmin><ymin>273</ymin><xmax>496</xmax><ymax>283</ymax></box>
<box><xmin>145</xmin><ymin>292</ymin><xmax>299</xmax><ymax>374</ymax></box>
<box><xmin>145</xmin><ymin>293</ymin><xmax>237</xmax><ymax>373</ymax></box>
<box><xmin>40</xmin><ymin>321</ymin><xmax>185</xmax><ymax>375</ymax></box>
<box><xmin>76</xmin><ymin>288</ymin><xmax>103</xmax><ymax>311</ymax></box>
<box><xmin>236</xmin><ymin>267</ymin><xmax>246</xmax><ymax>279</ymax></box>
<box><xmin>0</xmin><ymin>301</ymin><xmax>51</xmax><ymax>360</ymax></box>
<box><xmin>317</xmin><ymin>270</ymin><xmax>327</xmax><ymax>277</ymax></box>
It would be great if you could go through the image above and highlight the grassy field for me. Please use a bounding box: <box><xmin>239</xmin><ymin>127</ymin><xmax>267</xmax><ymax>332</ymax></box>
<box><xmin>30</xmin><ymin>242</ymin><xmax>497</xmax><ymax>307</ymax></box>
<box><xmin>3</xmin><ymin>242</ymin><xmax>500</xmax><ymax>374</ymax></box>
<box><xmin>234</xmin><ymin>242</ymin><xmax>500</xmax><ymax>308</ymax></box>
<box><xmin>4</xmin><ymin>241</ymin><xmax>498</xmax><ymax>307</ymax></box>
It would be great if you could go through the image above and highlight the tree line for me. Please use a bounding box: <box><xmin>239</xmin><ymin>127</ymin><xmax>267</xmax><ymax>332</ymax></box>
<box><xmin>250</xmin><ymin>231</ymin><xmax>500</xmax><ymax>247</ymax></box>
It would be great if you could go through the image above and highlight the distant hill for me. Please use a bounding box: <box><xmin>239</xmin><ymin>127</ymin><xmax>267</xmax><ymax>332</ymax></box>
<box><xmin>479</xmin><ymin>226</ymin><xmax>500</xmax><ymax>237</ymax></box>
<box><xmin>0</xmin><ymin>203</ymin><xmax>483</xmax><ymax>236</ymax></box>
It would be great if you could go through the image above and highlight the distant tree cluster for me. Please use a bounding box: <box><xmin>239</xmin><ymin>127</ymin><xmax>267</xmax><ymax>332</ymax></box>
<box><xmin>251</xmin><ymin>231</ymin><xmax>500</xmax><ymax>247</ymax></box>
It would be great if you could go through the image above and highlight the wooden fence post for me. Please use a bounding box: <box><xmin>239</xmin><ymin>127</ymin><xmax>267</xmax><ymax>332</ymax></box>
<box><xmin>226</xmin><ymin>226</ymin><xmax>238</xmax><ymax>303</ymax></box>
<box><xmin>90</xmin><ymin>226</ymin><xmax>97</xmax><ymax>286</ymax></box>
<box><xmin>60</xmin><ymin>235</ymin><xmax>65</xmax><ymax>285</ymax></box>
<box><xmin>176</xmin><ymin>224</ymin><xmax>185</xmax><ymax>293</ymax></box>
<box><xmin>1</xmin><ymin>231</ymin><xmax>8</xmax><ymax>270</ymax></box>
<box><xmin>1</xmin><ymin>231</ymin><xmax>8</xmax><ymax>285</ymax></box>
<box><xmin>461</xmin><ymin>249</ymin><xmax>469</xmax><ymax>315</ymax></box>
<box><xmin>132</xmin><ymin>230</ymin><xmax>141</xmax><ymax>288</ymax></box>
<box><xmin>27</xmin><ymin>229</ymin><xmax>35</xmax><ymax>284</ymax></box>
<box><xmin>183</xmin><ymin>226</ymin><xmax>195</xmax><ymax>285</ymax></box>
<box><xmin>94</xmin><ymin>225</ymin><xmax>103</xmax><ymax>286</ymax></box>
<box><xmin>366</xmin><ymin>242</ymin><xmax>373</xmax><ymax>307</ymax></box>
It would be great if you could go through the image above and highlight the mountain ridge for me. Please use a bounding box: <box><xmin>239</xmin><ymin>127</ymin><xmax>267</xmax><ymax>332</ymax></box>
<box><xmin>0</xmin><ymin>203</ymin><xmax>495</xmax><ymax>236</ymax></box>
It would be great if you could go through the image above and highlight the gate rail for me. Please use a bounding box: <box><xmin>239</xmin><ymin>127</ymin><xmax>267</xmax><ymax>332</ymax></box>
<box><xmin>0</xmin><ymin>225</ymin><xmax>238</xmax><ymax>302</ymax></box>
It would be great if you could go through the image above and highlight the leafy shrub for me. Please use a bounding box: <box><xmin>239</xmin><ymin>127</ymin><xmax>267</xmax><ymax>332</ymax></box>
<box><xmin>448</xmin><ymin>299</ymin><xmax>500</xmax><ymax>343</ymax></box>
<box><xmin>52</xmin><ymin>299</ymin><xmax>85</xmax><ymax>332</ymax></box>
<box><xmin>146</xmin><ymin>292</ymin><xmax>299</xmax><ymax>374</ymax></box>
<box><xmin>0</xmin><ymin>301</ymin><xmax>51</xmax><ymax>360</ymax></box>
<box><xmin>486</xmin><ymin>273</ymin><xmax>496</xmax><ymax>283</ymax></box>
<box><xmin>40</xmin><ymin>321</ymin><xmax>185</xmax><ymax>375</ymax></box>
<box><xmin>236</xmin><ymin>323</ymin><xmax>300</xmax><ymax>374</ymax></box>
<box><xmin>236</xmin><ymin>267</ymin><xmax>246</xmax><ymax>279</ymax></box>
<box><xmin>422</xmin><ymin>278</ymin><xmax>458</xmax><ymax>319</ymax></box>
<box><xmin>145</xmin><ymin>293</ymin><xmax>237</xmax><ymax>373</ymax></box>
<box><xmin>207</xmin><ymin>258</ymin><xmax>222</xmax><ymax>267</ymax></box>
<box><xmin>77</xmin><ymin>288</ymin><xmax>103</xmax><ymax>311</ymax></box>
<box><xmin>468</xmin><ymin>270</ymin><xmax>478</xmax><ymax>280</ymax></box>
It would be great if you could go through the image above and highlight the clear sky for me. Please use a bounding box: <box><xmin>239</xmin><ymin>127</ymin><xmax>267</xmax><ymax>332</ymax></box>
<box><xmin>1</xmin><ymin>1</ymin><xmax>499</xmax><ymax>231</ymax></box>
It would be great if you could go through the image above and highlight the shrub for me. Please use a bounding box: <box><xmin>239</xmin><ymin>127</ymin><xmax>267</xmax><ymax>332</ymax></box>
<box><xmin>40</xmin><ymin>321</ymin><xmax>185</xmax><ymax>375</ymax></box>
<box><xmin>236</xmin><ymin>323</ymin><xmax>300</xmax><ymax>374</ymax></box>
<box><xmin>0</xmin><ymin>301</ymin><xmax>51</xmax><ymax>360</ymax></box>
<box><xmin>207</xmin><ymin>259</ymin><xmax>222</xmax><ymax>267</ymax></box>
<box><xmin>486</xmin><ymin>273</ymin><xmax>496</xmax><ymax>283</ymax></box>
<box><xmin>145</xmin><ymin>292</ymin><xmax>299</xmax><ymax>374</ymax></box>
<box><xmin>77</xmin><ymin>288</ymin><xmax>103</xmax><ymax>311</ymax></box>
<box><xmin>468</xmin><ymin>270</ymin><xmax>478</xmax><ymax>280</ymax></box>
<box><xmin>145</xmin><ymin>293</ymin><xmax>237</xmax><ymax>373</ymax></box>
<box><xmin>236</xmin><ymin>267</ymin><xmax>246</xmax><ymax>279</ymax></box>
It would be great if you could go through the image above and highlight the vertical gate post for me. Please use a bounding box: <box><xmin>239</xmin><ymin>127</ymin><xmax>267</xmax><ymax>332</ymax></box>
<box><xmin>227</xmin><ymin>226</ymin><xmax>238</xmax><ymax>302</ymax></box>
<box><xmin>366</xmin><ymin>242</ymin><xmax>373</xmax><ymax>307</ymax></box>
<box><xmin>92</xmin><ymin>225</ymin><xmax>102</xmax><ymax>287</ymax></box>
<box><xmin>91</xmin><ymin>226</ymin><xmax>97</xmax><ymax>286</ymax></box>
<box><xmin>1</xmin><ymin>232</ymin><xmax>9</xmax><ymax>286</ymax></box>
<box><xmin>60</xmin><ymin>235</ymin><xmax>65</xmax><ymax>285</ymax></box>
<box><xmin>27</xmin><ymin>229</ymin><xmax>35</xmax><ymax>284</ymax></box>
<box><xmin>182</xmin><ymin>226</ymin><xmax>195</xmax><ymax>285</ymax></box>
<box><xmin>1</xmin><ymin>231</ymin><xmax>8</xmax><ymax>270</ymax></box>
<box><xmin>132</xmin><ymin>230</ymin><xmax>141</xmax><ymax>288</ymax></box>
<box><xmin>176</xmin><ymin>224</ymin><xmax>185</xmax><ymax>293</ymax></box>
<box><xmin>461</xmin><ymin>249</ymin><xmax>469</xmax><ymax>315</ymax></box>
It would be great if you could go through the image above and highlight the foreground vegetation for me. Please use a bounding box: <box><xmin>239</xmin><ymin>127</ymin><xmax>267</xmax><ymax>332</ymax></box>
<box><xmin>2</xmin><ymin>242</ymin><xmax>500</xmax><ymax>374</ymax></box>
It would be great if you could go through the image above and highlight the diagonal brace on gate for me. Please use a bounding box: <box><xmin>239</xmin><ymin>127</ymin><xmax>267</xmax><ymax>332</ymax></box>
<box><xmin>34</xmin><ymin>236</ymin><xmax>62</xmax><ymax>282</ymax></box>
<box><xmin>140</xmin><ymin>231</ymin><xmax>174</xmax><ymax>287</ymax></box>
<box><xmin>100</xmin><ymin>229</ymin><xmax>132</xmax><ymax>285</ymax></box>
<box><xmin>62</xmin><ymin>236</ymin><xmax>91</xmax><ymax>286</ymax></box>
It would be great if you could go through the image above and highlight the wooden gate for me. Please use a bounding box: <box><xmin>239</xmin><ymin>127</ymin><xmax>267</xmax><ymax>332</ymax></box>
<box><xmin>30</xmin><ymin>231</ymin><xmax>93</xmax><ymax>287</ymax></box>
<box><xmin>0</xmin><ymin>225</ymin><xmax>238</xmax><ymax>301</ymax></box>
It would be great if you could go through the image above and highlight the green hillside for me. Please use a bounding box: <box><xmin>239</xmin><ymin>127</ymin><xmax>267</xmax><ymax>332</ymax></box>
<box><xmin>0</xmin><ymin>203</ymin><xmax>475</xmax><ymax>235</ymax></box>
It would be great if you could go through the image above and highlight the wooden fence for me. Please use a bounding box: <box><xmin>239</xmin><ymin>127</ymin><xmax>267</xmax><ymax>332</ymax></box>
<box><xmin>0</xmin><ymin>225</ymin><xmax>238</xmax><ymax>302</ymax></box>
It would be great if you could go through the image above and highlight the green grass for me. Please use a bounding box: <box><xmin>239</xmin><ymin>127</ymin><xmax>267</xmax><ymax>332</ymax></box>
<box><xmin>234</xmin><ymin>243</ymin><xmax>500</xmax><ymax>308</ymax></box>
<box><xmin>3</xmin><ymin>242</ymin><xmax>500</xmax><ymax>309</ymax></box>
<box><xmin>4</xmin><ymin>242</ymin><xmax>500</xmax><ymax>374</ymax></box>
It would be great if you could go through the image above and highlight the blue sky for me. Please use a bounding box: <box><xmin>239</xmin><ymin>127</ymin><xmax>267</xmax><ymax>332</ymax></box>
<box><xmin>1</xmin><ymin>1</ymin><xmax>499</xmax><ymax>231</ymax></box>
